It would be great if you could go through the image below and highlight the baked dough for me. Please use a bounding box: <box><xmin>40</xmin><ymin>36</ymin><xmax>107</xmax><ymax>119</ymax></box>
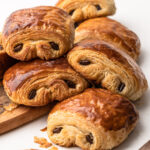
<box><xmin>47</xmin><ymin>88</ymin><xmax>139</xmax><ymax>150</ymax></box>
<box><xmin>2</xmin><ymin>6</ymin><xmax>74</xmax><ymax>61</ymax></box>
<box><xmin>56</xmin><ymin>0</ymin><xmax>116</xmax><ymax>26</ymax></box>
<box><xmin>75</xmin><ymin>17</ymin><xmax>140</xmax><ymax>60</ymax></box>
<box><xmin>0</xmin><ymin>33</ymin><xmax>16</xmax><ymax>80</ymax></box>
<box><xmin>3</xmin><ymin>58</ymin><xmax>88</xmax><ymax>106</ymax></box>
<box><xmin>67</xmin><ymin>39</ymin><xmax>148</xmax><ymax>101</ymax></box>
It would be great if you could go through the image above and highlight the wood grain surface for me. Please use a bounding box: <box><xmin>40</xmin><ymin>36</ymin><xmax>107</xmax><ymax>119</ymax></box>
<box><xmin>0</xmin><ymin>84</ymin><xmax>53</xmax><ymax>135</ymax></box>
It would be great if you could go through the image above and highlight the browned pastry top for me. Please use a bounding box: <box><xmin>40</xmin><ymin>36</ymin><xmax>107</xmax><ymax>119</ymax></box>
<box><xmin>3</xmin><ymin>58</ymin><xmax>73</xmax><ymax>93</ymax></box>
<box><xmin>70</xmin><ymin>39</ymin><xmax>147</xmax><ymax>89</ymax></box>
<box><xmin>75</xmin><ymin>17</ymin><xmax>140</xmax><ymax>60</ymax></box>
<box><xmin>51</xmin><ymin>88</ymin><xmax>138</xmax><ymax>131</ymax></box>
<box><xmin>3</xmin><ymin>6</ymin><xmax>71</xmax><ymax>38</ymax></box>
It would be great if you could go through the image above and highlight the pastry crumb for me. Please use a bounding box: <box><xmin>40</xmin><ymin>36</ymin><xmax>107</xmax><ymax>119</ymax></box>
<box><xmin>4</xmin><ymin>102</ymin><xmax>18</xmax><ymax>111</ymax></box>
<box><xmin>34</xmin><ymin>136</ymin><xmax>52</xmax><ymax>148</ymax></box>
<box><xmin>48</xmin><ymin>146</ymin><xmax>58</xmax><ymax>150</ymax></box>
<box><xmin>40</xmin><ymin>126</ymin><xmax>47</xmax><ymax>132</ymax></box>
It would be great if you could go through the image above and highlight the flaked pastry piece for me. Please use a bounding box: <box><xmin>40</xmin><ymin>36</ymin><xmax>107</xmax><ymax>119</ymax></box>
<box><xmin>0</xmin><ymin>33</ymin><xmax>16</xmax><ymax>80</ymax></box>
<box><xmin>3</xmin><ymin>58</ymin><xmax>88</xmax><ymax>106</ymax></box>
<box><xmin>67</xmin><ymin>39</ymin><xmax>148</xmax><ymax>101</ymax></box>
<box><xmin>47</xmin><ymin>88</ymin><xmax>139</xmax><ymax>150</ymax></box>
<box><xmin>56</xmin><ymin>0</ymin><xmax>116</xmax><ymax>26</ymax></box>
<box><xmin>2</xmin><ymin>6</ymin><xmax>74</xmax><ymax>61</ymax></box>
<box><xmin>75</xmin><ymin>17</ymin><xmax>141</xmax><ymax>60</ymax></box>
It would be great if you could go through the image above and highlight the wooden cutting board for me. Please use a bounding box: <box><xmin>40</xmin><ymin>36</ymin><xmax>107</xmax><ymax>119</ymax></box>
<box><xmin>0</xmin><ymin>84</ymin><xmax>53</xmax><ymax>135</ymax></box>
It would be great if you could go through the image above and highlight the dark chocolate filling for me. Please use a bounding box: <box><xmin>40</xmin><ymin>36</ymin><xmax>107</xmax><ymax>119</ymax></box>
<box><xmin>53</xmin><ymin>127</ymin><xmax>63</xmax><ymax>134</ymax></box>
<box><xmin>14</xmin><ymin>43</ymin><xmax>23</xmax><ymax>52</ymax></box>
<box><xmin>49</xmin><ymin>42</ymin><xmax>59</xmax><ymax>50</ymax></box>
<box><xmin>64</xmin><ymin>80</ymin><xmax>76</xmax><ymax>89</ymax></box>
<box><xmin>74</xmin><ymin>22</ymin><xmax>80</xmax><ymax>28</ymax></box>
<box><xmin>118</xmin><ymin>82</ymin><xmax>125</xmax><ymax>92</ymax></box>
<box><xmin>86</xmin><ymin>133</ymin><xmax>93</xmax><ymax>144</ymax></box>
<box><xmin>79</xmin><ymin>60</ymin><xmax>91</xmax><ymax>65</ymax></box>
<box><xmin>69</xmin><ymin>9</ymin><xmax>75</xmax><ymax>15</ymax></box>
<box><xmin>28</xmin><ymin>89</ymin><xmax>37</xmax><ymax>100</ymax></box>
<box><xmin>95</xmin><ymin>5</ymin><xmax>101</xmax><ymax>10</ymax></box>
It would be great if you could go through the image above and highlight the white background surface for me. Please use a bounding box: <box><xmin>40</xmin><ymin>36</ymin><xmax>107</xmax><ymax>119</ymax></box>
<box><xmin>0</xmin><ymin>0</ymin><xmax>150</xmax><ymax>150</ymax></box>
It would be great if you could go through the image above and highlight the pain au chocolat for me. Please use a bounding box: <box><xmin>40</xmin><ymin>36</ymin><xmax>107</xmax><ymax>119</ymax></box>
<box><xmin>56</xmin><ymin>0</ymin><xmax>116</xmax><ymax>27</ymax></box>
<box><xmin>67</xmin><ymin>39</ymin><xmax>148</xmax><ymax>101</ymax></box>
<box><xmin>47</xmin><ymin>88</ymin><xmax>138</xmax><ymax>150</ymax></box>
<box><xmin>3</xmin><ymin>58</ymin><xmax>88</xmax><ymax>106</ymax></box>
<box><xmin>75</xmin><ymin>17</ymin><xmax>141</xmax><ymax>60</ymax></box>
<box><xmin>0</xmin><ymin>33</ymin><xmax>16</xmax><ymax>80</ymax></box>
<box><xmin>2</xmin><ymin>6</ymin><xmax>74</xmax><ymax>61</ymax></box>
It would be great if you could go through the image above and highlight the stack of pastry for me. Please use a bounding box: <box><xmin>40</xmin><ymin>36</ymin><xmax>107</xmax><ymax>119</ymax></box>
<box><xmin>0</xmin><ymin>0</ymin><xmax>148</xmax><ymax>149</ymax></box>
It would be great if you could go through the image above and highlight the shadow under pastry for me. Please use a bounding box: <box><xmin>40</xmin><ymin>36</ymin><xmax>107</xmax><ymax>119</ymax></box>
<box><xmin>0</xmin><ymin>33</ymin><xmax>17</xmax><ymax>80</ymax></box>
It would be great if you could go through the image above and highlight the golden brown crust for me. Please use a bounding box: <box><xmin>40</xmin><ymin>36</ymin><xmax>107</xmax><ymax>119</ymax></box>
<box><xmin>4</xmin><ymin>58</ymin><xmax>72</xmax><ymax>92</ymax></box>
<box><xmin>67</xmin><ymin>39</ymin><xmax>148</xmax><ymax>100</ymax></box>
<box><xmin>47</xmin><ymin>88</ymin><xmax>138</xmax><ymax>150</ymax></box>
<box><xmin>2</xmin><ymin>6</ymin><xmax>74</xmax><ymax>61</ymax></box>
<box><xmin>51</xmin><ymin>88</ymin><xmax>138</xmax><ymax>131</ymax></box>
<box><xmin>3</xmin><ymin>6</ymin><xmax>70</xmax><ymax>37</ymax></box>
<box><xmin>0</xmin><ymin>33</ymin><xmax>16</xmax><ymax>80</ymax></box>
<box><xmin>56</xmin><ymin>0</ymin><xmax>116</xmax><ymax>23</ymax></box>
<box><xmin>75</xmin><ymin>17</ymin><xmax>140</xmax><ymax>60</ymax></box>
<box><xmin>3</xmin><ymin>58</ymin><xmax>88</xmax><ymax>106</ymax></box>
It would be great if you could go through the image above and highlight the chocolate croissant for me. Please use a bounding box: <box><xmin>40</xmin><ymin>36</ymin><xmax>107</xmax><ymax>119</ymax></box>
<box><xmin>56</xmin><ymin>0</ymin><xmax>116</xmax><ymax>26</ymax></box>
<box><xmin>75</xmin><ymin>17</ymin><xmax>140</xmax><ymax>60</ymax></box>
<box><xmin>2</xmin><ymin>6</ymin><xmax>74</xmax><ymax>61</ymax></box>
<box><xmin>47</xmin><ymin>88</ymin><xmax>139</xmax><ymax>150</ymax></box>
<box><xmin>67</xmin><ymin>39</ymin><xmax>148</xmax><ymax>101</ymax></box>
<box><xmin>3</xmin><ymin>58</ymin><xmax>88</xmax><ymax>106</ymax></box>
<box><xmin>0</xmin><ymin>33</ymin><xmax>16</xmax><ymax>80</ymax></box>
